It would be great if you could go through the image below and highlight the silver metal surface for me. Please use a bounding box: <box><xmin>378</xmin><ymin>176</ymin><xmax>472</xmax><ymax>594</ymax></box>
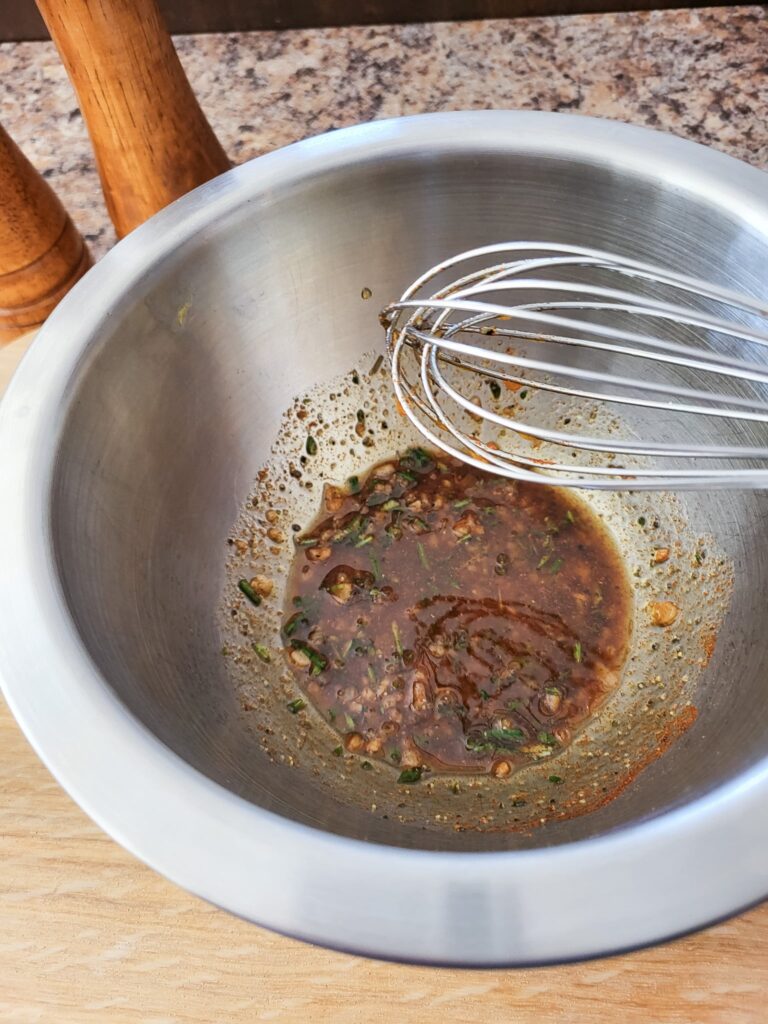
<box><xmin>0</xmin><ymin>111</ymin><xmax>767</xmax><ymax>966</ymax></box>
<box><xmin>383</xmin><ymin>242</ymin><xmax>768</xmax><ymax>488</ymax></box>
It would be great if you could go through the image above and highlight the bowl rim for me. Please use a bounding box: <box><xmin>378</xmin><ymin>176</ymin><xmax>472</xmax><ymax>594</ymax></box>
<box><xmin>1</xmin><ymin>110</ymin><xmax>767</xmax><ymax>966</ymax></box>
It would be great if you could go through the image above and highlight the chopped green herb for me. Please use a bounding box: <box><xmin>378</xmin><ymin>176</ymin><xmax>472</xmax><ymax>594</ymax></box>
<box><xmin>389</xmin><ymin>748</ymin><xmax>401</xmax><ymax>764</ymax></box>
<box><xmin>537</xmin><ymin>731</ymin><xmax>557</xmax><ymax>746</ymax></box>
<box><xmin>287</xmin><ymin>698</ymin><xmax>306</xmax><ymax>714</ymax></box>
<box><xmin>488</xmin><ymin>379</ymin><xmax>502</xmax><ymax>400</ymax></box>
<box><xmin>537</xmin><ymin>554</ymin><xmax>551</xmax><ymax>570</ymax></box>
<box><xmin>549</xmin><ymin>557</ymin><xmax>564</xmax><ymax>574</ymax></box>
<box><xmin>507</xmin><ymin>698</ymin><xmax>522</xmax><ymax>710</ymax></box>
<box><xmin>344</xmin><ymin>713</ymin><xmax>356</xmax><ymax>730</ymax></box>
<box><xmin>566</xmin><ymin>509</ymin><xmax>575</xmax><ymax>524</ymax></box>
<box><xmin>545</xmin><ymin>686</ymin><xmax>560</xmax><ymax>696</ymax></box>
<box><xmin>282</xmin><ymin>613</ymin><xmax>305</xmax><ymax>638</ymax></box>
<box><xmin>417</xmin><ymin>542</ymin><xmax>430</xmax><ymax>570</ymax></box>
<box><xmin>453</xmin><ymin>498</ymin><xmax>472</xmax><ymax>509</ymax></box>
<box><xmin>519</xmin><ymin>389</ymin><xmax>528</xmax><ymax>399</ymax></box>
<box><xmin>573</xmin><ymin>641</ymin><xmax>583</xmax><ymax>662</ymax></box>
<box><xmin>480</xmin><ymin>689</ymin><xmax>491</xmax><ymax>701</ymax></box>
<box><xmin>408</xmin><ymin>447</ymin><xmax>432</xmax><ymax>468</ymax></box>
<box><xmin>296</xmin><ymin>536</ymin><xmax>319</xmax><ymax>547</ymax></box>
<box><xmin>361</xmin><ymin>760</ymin><xmax>373</xmax><ymax>771</ymax></box>
<box><xmin>397</xmin><ymin>469</ymin><xmax>417</xmax><ymax>483</ymax></box>
<box><xmin>290</xmin><ymin>640</ymin><xmax>328</xmax><ymax>675</ymax></box>
<box><xmin>367</xmin><ymin>665</ymin><xmax>377</xmax><ymax>685</ymax></box>
<box><xmin>466</xmin><ymin>733</ymin><xmax>492</xmax><ymax>752</ymax></box>
<box><xmin>370</xmin><ymin>354</ymin><xmax>384</xmax><ymax>374</ymax></box>
<box><xmin>637</xmin><ymin>516</ymin><xmax>646</xmax><ymax>526</ymax></box>
<box><xmin>252</xmin><ymin>643</ymin><xmax>271</xmax><ymax>663</ymax></box>
<box><xmin>238</xmin><ymin>579</ymin><xmax>262</xmax><ymax>606</ymax></box>
<box><xmin>398</xmin><ymin>766</ymin><xmax>423</xmax><ymax>784</ymax></box>
<box><xmin>306</xmin><ymin>435</ymin><xmax>318</xmax><ymax>456</ymax></box>
<box><xmin>328</xmin><ymin>709</ymin><xmax>337</xmax><ymax>721</ymax></box>
<box><xmin>453</xmin><ymin>629</ymin><xmax>469</xmax><ymax>650</ymax></box>
<box><xmin>370</xmin><ymin>553</ymin><xmax>382</xmax><ymax>580</ymax></box>
<box><xmin>334</xmin><ymin>514</ymin><xmax>365</xmax><ymax>542</ymax></box>
<box><xmin>392</xmin><ymin>621</ymin><xmax>404</xmax><ymax>658</ymax></box>
<box><xmin>381</xmin><ymin>499</ymin><xmax>401</xmax><ymax>512</ymax></box>
<box><xmin>487</xmin><ymin>726</ymin><xmax>524</xmax><ymax>745</ymax></box>
<box><xmin>347</xmin><ymin>475</ymin><xmax>360</xmax><ymax>493</ymax></box>
<box><xmin>548</xmin><ymin>774</ymin><xmax>564</xmax><ymax>784</ymax></box>
<box><xmin>332</xmin><ymin>745</ymin><xmax>343</xmax><ymax>756</ymax></box>
<box><xmin>355</xmin><ymin>534</ymin><xmax>374</xmax><ymax>547</ymax></box>
<box><xmin>356</xmin><ymin>409</ymin><xmax>365</xmax><ymax>423</ymax></box>
<box><xmin>307</xmin><ymin>650</ymin><xmax>327</xmax><ymax>675</ymax></box>
<box><xmin>467</xmin><ymin>725</ymin><xmax>524</xmax><ymax>751</ymax></box>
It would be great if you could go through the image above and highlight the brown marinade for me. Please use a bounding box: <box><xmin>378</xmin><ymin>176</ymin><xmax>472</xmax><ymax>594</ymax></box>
<box><xmin>282</xmin><ymin>449</ymin><xmax>632</xmax><ymax>778</ymax></box>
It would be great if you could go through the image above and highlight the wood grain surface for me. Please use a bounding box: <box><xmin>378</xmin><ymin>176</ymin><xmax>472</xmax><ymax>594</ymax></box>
<box><xmin>1</xmin><ymin>335</ymin><xmax>766</xmax><ymax>1021</ymax></box>
<box><xmin>0</xmin><ymin>123</ymin><xmax>89</xmax><ymax>342</ymax></box>
<box><xmin>34</xmin><ymin>0</ymin><xmax>230</xmax><ymax>237</ymax></box>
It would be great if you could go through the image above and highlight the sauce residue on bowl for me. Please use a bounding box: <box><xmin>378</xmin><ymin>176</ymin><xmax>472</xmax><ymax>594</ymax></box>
<box><xmin>282</xmin><ymin>449</ymin><xmax>632</xmax><ymax>780</ymax></box>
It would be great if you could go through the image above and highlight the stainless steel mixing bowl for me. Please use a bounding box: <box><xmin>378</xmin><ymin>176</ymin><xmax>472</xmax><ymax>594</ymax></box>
<box><xmin>1</xmin><ymin>112</ymin><xmax>767</xmax><ymax>966</ymax></box>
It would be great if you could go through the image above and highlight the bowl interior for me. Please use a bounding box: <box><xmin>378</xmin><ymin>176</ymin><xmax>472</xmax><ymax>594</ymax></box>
<box><xmin>50</xmin><ymin>132</ymin><xmax>768</xmax><ymax>851</ymax></box>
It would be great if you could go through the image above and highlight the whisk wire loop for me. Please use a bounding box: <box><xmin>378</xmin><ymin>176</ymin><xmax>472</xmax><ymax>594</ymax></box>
<box><xmin>382</xmin><ymin>243</ymin><xmax>768</xmax><ymax>490</ymax></box>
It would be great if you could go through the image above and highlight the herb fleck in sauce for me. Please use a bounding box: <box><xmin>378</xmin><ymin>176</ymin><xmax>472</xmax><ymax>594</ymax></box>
<box><xmin>282</xmin><ymin>450</ymin><xmax>632</xmax><ymax>776</ymax></box>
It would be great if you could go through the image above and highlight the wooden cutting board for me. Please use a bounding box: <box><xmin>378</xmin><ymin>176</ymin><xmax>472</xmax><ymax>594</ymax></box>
<box><xmin>1</xmin><ymin>336</ymin><xmax>765</xmax><ymax>1023</ymax></box>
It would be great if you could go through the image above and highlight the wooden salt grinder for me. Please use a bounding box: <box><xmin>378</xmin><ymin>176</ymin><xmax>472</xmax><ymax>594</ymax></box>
<box><xmin>0</xmin><ymin>121</ymin><xmax>91</xmax><ymax>343</ymax></box>
<box><xmin>35</xmin><ymin>0</ymin><xmax>231</xmax><ymax>238</ymax></box>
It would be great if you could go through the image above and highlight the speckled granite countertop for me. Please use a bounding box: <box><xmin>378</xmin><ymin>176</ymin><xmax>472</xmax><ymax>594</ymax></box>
<box><xmin>0</xmin><ymin>5</ymin><xmax>766</xmax><ymax>261</ymax></box>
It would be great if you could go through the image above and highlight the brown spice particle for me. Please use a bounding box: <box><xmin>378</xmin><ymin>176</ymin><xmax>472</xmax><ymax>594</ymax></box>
<box><xmin>702</xmin><ymin>631</ymin><xmax>718</xmax><ymax>665</ymax></box>
<box><xmin>648</xmin><ymin>600</ymin><xmax>679</xmax><ymax>627</ymax></box>
<box><xmin>249</xmin><ymin>575</ymin><xmax>274</xmax><ymax>599</ymax></box>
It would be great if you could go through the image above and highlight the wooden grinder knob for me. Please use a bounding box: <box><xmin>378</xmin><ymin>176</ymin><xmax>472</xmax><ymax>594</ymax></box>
<box><xmin>36</xmin><ymin>0</ymin><xmax>231</xmax><ymax>238</ymax></box>
<box><xmin>0</xmin><ymin>121</ymin><xmax>91</xmax><ymax>343</ymax></box>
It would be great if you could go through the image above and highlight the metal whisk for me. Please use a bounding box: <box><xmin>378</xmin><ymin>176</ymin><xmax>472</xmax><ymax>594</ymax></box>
<box><xmin>380</xmin><ymin>242</ymin><xmax>768</xmax><ymax>490</ymax></box>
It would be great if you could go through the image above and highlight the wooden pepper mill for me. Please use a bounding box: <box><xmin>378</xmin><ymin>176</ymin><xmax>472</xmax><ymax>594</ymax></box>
<box><xmin>35</xmin><ymin>0</ymin><xmax>231</xmax><ymax>238</ymax></box>
<box><xmin>0</xmin><ymin>121</ymin><xmax>91</xmax><ymax>343</ymax></box>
